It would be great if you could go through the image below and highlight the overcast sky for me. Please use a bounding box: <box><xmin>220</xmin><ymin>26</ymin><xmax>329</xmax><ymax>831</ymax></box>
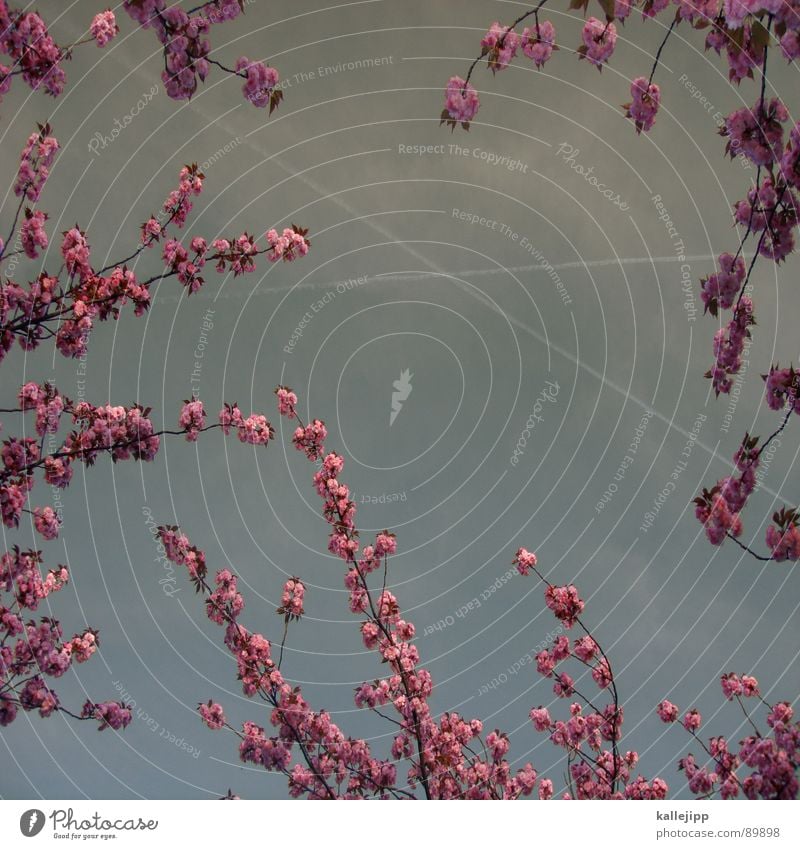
<box><xmin>1</xmin><ymin>0</ymin><xmax>799</xmax><ymax>800</ymax></box>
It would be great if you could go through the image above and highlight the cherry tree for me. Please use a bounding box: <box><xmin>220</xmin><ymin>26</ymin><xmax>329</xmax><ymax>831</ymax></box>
<box><xmin>0</xmin><ymin>3</ymin><xmax>308</xmax><ymax>734</ymax></box>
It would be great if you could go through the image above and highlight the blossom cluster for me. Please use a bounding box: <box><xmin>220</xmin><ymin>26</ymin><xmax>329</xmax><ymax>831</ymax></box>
<box><xmin>624</xmin><ymin>77</ymin><xmax>661</xmax><ymax>135</ymax></box>
<box><xmin>579</xmin><ymin>17</ymin><xmax>617</xmax><ymax>69</ymax></box>
<box><xmin>764</xmin><ymin>507</ymin><xmax>800</xmax><ymax>562</ymax></box>
<box><xmin>706</xmin><ymin>296</ymin><xmax>755</xmax><ymax>396</ymax></box>
<box><xmin>121</xmin><ymin>2</ymin><xmax>282</xmax><ymax>109</ymax></box>
<box><xmin>517</xmin><ymin>553</ymin><xmax>667</xmax><ymax>798</ymax></box>
<box><xmin>724</xmin><ymin>99</ymin><xmax>789</xmax><ymax>167</ymax></box>
<box><xmin>198</xmin><ymin>225</ymin><xmax>310</xmax><ymax>280</ymax></box>
<box><xmin>90</xmin><ymin>11</ymin><xmax>119</xmax><ymax>48</ymax></box>
<box><xmin>0</xmin><ymin>544</ymin><xmax>127</xmax><ymax>730</ymax></box>
<box><xmin>733</xmin><ymin>174</ymin><xmax>799</xmax><ymax>264</ymax></box>
<box><xmin>442</xmin><ymin>13</ymin><xmax>630</xmax><ymax>130</ymax></box>
<box><xmin>2</xmin><ymin>385</ymin><xmax>273</xmax><ymax>544</ymax></box>
<box><xmin>694</xmin><ymin>432</ymin><xmax>760</xmax><ymax>545</ymax></box>
<box><xmin>763</xmin><ymin>364</ymin><xmax>800</xmax><ymax>416</ymax></box>
<box><xmin>658</xmin><ymin>674</ymin><xmax>799</xmax><ymax>799</ymax></box>
<box><xmin>219</xmin><ymin>403</ymin><xmax>274</xmax><ymax>445</ymax></box>
<box><xmin>11</xmin><ymin>123</ymin><xmax>59</xmax><ymax>204</ymax></box>
<box><xmin>699</xmin><ymin>252</ymin><xmax>746</xmax><ymax>318</ymax></box>
<box><xmin>0</xmin><ymin>4</ymin><xmax>118</xmax><ymax>107</ymax></box>
<box><xmin>441</xmin><ymin>4</ymin><xmax>800</xmax><ymax>153</ymax></box>
<box><xmin>277</xmin><ymin>578</ymin><xmax>306</xmax><ymax>621</ymax></box>
<box><xmin>0</xmin><ymin>383</ymin><xmax>158</xmax><ymax>535</ymax></box>
<box><xmin>156</xmin><ymin>521</ymin><xmax>405</xmax><ymax>798</ymax></box>
<box><xmin>0</xmin><ymin>2</ymin><xmax>65</xmax><ymax>99</ymax></box>
<box><xmin>521</xmin><ymin>21</ymin><xmax>557</xmax><ymax>69</ymax></box>
<box><xmin>1</xmin><ymin>131</ymin><xmax>309</xmax><ymax>364</ymax></box>
<box><xmin>142</xmin><ymin>163</ymin><xmax>205</xmax><ymax>244</ymax></box>
<box><xmin>236</xmin><ymin>56</ymin><xmax>282</xmax><ymax>112</ymax></box>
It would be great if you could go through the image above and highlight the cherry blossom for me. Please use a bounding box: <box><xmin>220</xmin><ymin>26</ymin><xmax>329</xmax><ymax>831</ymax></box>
<box><xmin>624</xmin><ymin>77</ymin><xmax>661</xmax><ymax>135</ymax></box>
<box><xmin>90</xmin><ymin>11</ymin><xmax>119</xmax><ymax>47</ymax></box>
<box><xmin>441</xmin><ymin>76</ymin><xmax>480</xmax><ymax>129</ymax></box>
<box><xmin>481</xmin><ymin>22</ymin><xmax>520</xmax><ymax>72</ymax></box>
<box><xmin>521</xmin><ymin>21</ymin><xmax>557</xmax><ymax>69</ymax></box>
<box><xmin>661</xmin><ymin>676</ymin><xmax>799</xmax><ymax>798</ymax></box>
<box><xmin>580</xmin><ymin>18</ymin><xmax>617</xmax><ymax>69</ymax></box>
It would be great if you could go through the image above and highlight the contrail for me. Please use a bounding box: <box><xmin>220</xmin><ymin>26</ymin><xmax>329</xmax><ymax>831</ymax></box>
<box><xmin>153</xmin><ymin>252</ymin><xmax>721</xmax><ymax>301</ymax></box>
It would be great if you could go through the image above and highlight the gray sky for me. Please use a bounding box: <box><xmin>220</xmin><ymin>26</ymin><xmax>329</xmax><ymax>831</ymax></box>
<box><xmin>1</xmin><ymin>0</ymin><xmax>799</xmax><ymax>799</ymax></box>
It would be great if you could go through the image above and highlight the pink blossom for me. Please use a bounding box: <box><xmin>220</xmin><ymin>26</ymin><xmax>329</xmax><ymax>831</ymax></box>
<box><xmin>741</xmin><ymin>675</ymin><xmax>760</xmax><ymax>697</ymax></box>
<box><xmin>766</xmin><ymin>522</ymin><xmax>800</xmax><ymax>561</ymax></box>
<box><xmin>442</xmin><ymin>76</ymin><xmax>479</xmax><ymax>126</ymax></box>
<box><xmin>238</xmin><ymin>414</ymin><xmax>272</xmax><ymax>445</ymax></box>
<box><xmin>544</xmin><ymin>583</ymin><xmax>584</xmax><ymax>628</ymax></box>
<box><xmin>721</xmin><ymin>673</ymin><xmax>744</xmax><ymax>700</ymax></box>
<box><xmin>676</xmin><ymin>0</ymin><xmax>718</xmax><ymax>21</ymax></box>
<box><xmin>781</xmin><ymin>122</ymin><xmax>800</xmax><ymax>189</ymax></box>
<box><xmin>0</xmin><ymin>11</ymin><xmax>65</xmax><ymax>99</ymax></box>
<box><xmin>624</xmin><ymin>77</ymin><xmax>661</xmax><ymax>134</ymax></box>
<box><xmin>82</xmin><ymin>700</ymin><xmax>132</xmax><ymax>730</ymax></box>
<box><xmin>277</xmin><ymin>577</ymin><xmax>305</xmax><ymax>620</ymax></box>
<box><xmin>179</xmin><ymin>399</ymin><xmax>206</xmax><ymax>441</ymax></box>
<box><xmin>33</xmin><ymin>506</ymin><xmax>60</xmax><ymax>540</ymax></box>
<box><xmin>700</xmin><ymin>252</ymin><xmax>746</xmax><ymax>316</ymax></box>
<box><xmin>706</xmin><ymin>298</ymin><xmax>755</xmax><ymax>397</ymax></box>
<box><xmin>536</xmin><ymin>649</ymin><xmax>556</xmax><ymax>677</ymax></box>
<box><xmin>512</xmin><ymin>546</ymin><xmax>537</xmax><ymax>576</ymax></box>
<box><xmin>553</xmin><ymin>672</ymin><xmax>575</xmax><ymax>698</ymax></box>
<box><xmin>61</xmin><ymin>227</ymin><xmax>92</xmax><ymax>280</ymax></box>
<box><xmin>521</xmin><ymin>21</ymin><xmax>556</xmax><ymax>69</ymax></box>
<box><xmin>657</xmin><ymin>700</ymin><xmax>679</xmax><ymax>723</ymax></box>
<box><xmin>374</xmin><ymin>532</ymin><xmax>397</xmax><ymax>558</ymax></box>
<box><xmin>13</xmin><ymin>127</ymin><xmax>59</xmax><ymax>202</ymax></box>
<box><xmin>20</xmin><ymin>209</ymin><xmax>48</xmax><ymax>258</ymax></box>
<box><xmin>763</xmin><ymin>365</ymin><xmax>800</xmax><ymax>414</ymax></box>
<box><xmin>580</xmin><ymin>18</ymin><xmax>617</xmax><ymax>69</ymax></box>
<box><xmin>44</xmin><ymin>457</ymin><xmax>72</xmax><ymax>488</ymax></box>
<box><xmin>293</xmin><ymin>419</ymin><xmax>327</xmax><ymax>461</ymax></box>
<box><xmin>67</xmin><ymin>630</ymin><xmax>98</xmax><ymax>663</ymax></box>
<box><xmin>481</xmin><ymin>22</ymin><xmax>519</xmax><ymax>72</ymax></box>
<box><xmin>530</xmin><ymin>706</ymin><xmax>552</xmax><ymax>731</ymax></box>
<box><xmin>723</xmin><ymin>0</ymin><xmax>760</xmax><ymax>29</ymax></box>
<box><xmin>275</xmin><ymin>386</ymin><xmax>298</xmax><ymax>418</ymax></box>
<box><xmin>199</xmin><ymin>700</ymin><xmax>226</xmax><ymax>730</ymax></box>
<box><xmin>90</xmin><ymin>11</ymin><xmax>118</xmax><ymax>47</ymax></box>
<box><xmin>265</xmin><ymin>226</ymin><xmax>310</xmax><ymax>263</ymax></box>
<box><xmin>574</xmin><ymin>636</ymin><xmax>599</xmax><ymax>662</ymax></box>
<box><xmin>592</xmin><ymin>658</ymin><xmax>613</xmax><ymax>689</ymax></box>
<box><xmin>780</xmin><ymin>30</ymin><xmax>800</xmax><ymax>62</ymax></box>
<box><xmin>235</xmin><ymin>57</ymin><xmax>280</xmax><ymax>110</ymax></box>
<box><xmin>723</xmin><ymin>99</ymin><xmax>789</xmax><ymax>167</ymax></box>
<box><xmin>683</xmin><ymin>708</ymin><xmax>702</xmax><ymax>732</ymax></box>
<box><xmin>1</xmin><ymin>483</ymin><xmax>27</xmax><ymax>528</ymax></box>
